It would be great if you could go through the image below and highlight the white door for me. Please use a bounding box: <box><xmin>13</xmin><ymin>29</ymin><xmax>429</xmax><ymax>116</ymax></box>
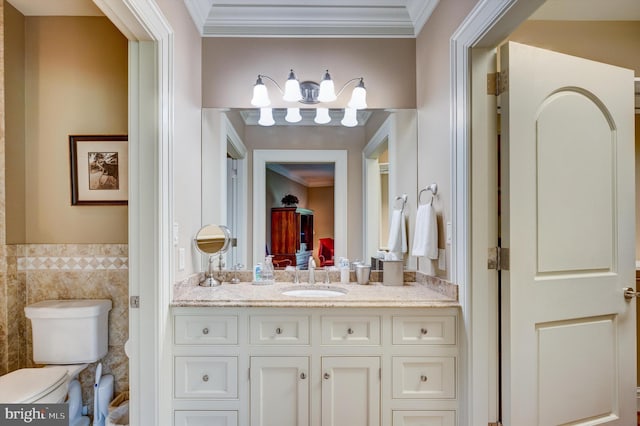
<box><xmin>321</xmin><ymin>357</ymin><xmax>380</xmax><ymax>426</ymax></box>
<box><xmin>500</xmin><ymin>41</ymin><xmax>636</xmax><ymax>425</ymax></box>
<box><xmin>250</xmin><ymin>357</ymin><xmax>309</xmax><ymax>426</ymax></box>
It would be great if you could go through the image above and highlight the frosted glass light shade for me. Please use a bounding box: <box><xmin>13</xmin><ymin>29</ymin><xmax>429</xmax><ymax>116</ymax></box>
<box><xmin>314</xmin><ymin>107</ymin><xmax>331</xmax><ymax>124</ymax></box>
<box><xmin>258</xmin><ymin>108</ymin><xmax>275</xmax><ymax>126</ymax></box>
<box><xmin>341</xmin><ymin>108</ymin><xmax>358</xmax><ymax>127</ymax></box>
<box><xmin>285</xmin><ymin>107</ymin><xmax>302</xmax><ymax>123</ymax></box>
<box><xmin>318</xmin><ymin>70</ymin><xmax>337</xmax><ymax>102</ymax></box>
<box><xmin>251</xmin><ymin>77</ymin><xmax>270</xmax><ymax>107</ymax></box>
<box><xmin>283</xmin><ymin>70</ymin><xmax>302</xmax><ymax>102</ymax></box>
<box><xmin>347</xmin><ymin>79</ymin><xmax>367</xmax><ymax>109</ymax></box>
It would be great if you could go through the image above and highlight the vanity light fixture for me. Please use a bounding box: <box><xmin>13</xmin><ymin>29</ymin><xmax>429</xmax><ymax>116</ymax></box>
<box><xmin>251</xmin><ymin>69</ymin><xmax>368</xmax><ymax>126</ymax></box>
<box><xmin>258</xmin><ymin>107</ymin><xmax>275</xmax><ymax>126</ymax></box>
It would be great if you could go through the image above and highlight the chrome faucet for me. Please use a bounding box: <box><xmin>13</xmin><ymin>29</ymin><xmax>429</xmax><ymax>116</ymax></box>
<box><xmin>308</xmin><ymin>258</ymin><xmax>316</xmax><ymax>284</ymax></box>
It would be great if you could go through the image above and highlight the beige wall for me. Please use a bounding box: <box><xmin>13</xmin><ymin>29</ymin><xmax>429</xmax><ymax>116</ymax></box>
<box><xmin>509</xmin><ymin>21</ymin><xmax>640</xmax><ymax>75</ymax></box>
<box><xmin>308</xmin><ymin>185</ymin><xmax>335</xmax><ymax>264</ymax></box>
<box><xmin>156</xmin><ymin>0</ymin><xmax>203</xmax><ymax>280</ymax></box>
<box><xmin>416</xmin><ymin>0</ymin><xmax>480</xmax><ymax>278</ymax></box>
<box><xmin>202</xmin><ymin>38</ymin><xmax>416</xmax><ymax>109</ymax></box>
<box><xmin>21</xmin><ymin>16</ymin><xmax>127</xmax><ymax>243</ymax></box>
<box><xmin>5</xmin><ymin>2</ymin><xmax>24</xmax><ymax>244</ymax></box>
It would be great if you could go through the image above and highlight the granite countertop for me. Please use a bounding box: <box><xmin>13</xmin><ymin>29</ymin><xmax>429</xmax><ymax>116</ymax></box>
<box><xmin>172</xmin><ymin>278</ymin><xmax>459</xmax><ymax>308</ymax></box>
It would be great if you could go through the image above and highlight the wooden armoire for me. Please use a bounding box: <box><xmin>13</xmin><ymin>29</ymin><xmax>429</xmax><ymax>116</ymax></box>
<box><xmin>270</xmin><ymin>207</ymin><xmax>314</xmax><ymax>268</ymax></box>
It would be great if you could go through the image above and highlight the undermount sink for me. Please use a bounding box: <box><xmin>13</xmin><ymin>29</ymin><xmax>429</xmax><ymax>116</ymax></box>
<box><xmin>282</xmin><ymin>286</ymin><xmax>348</xmax><ymax>298</ymax></box>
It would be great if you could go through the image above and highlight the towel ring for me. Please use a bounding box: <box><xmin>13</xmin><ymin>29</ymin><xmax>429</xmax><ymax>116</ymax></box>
<box><xmin>418</xmin><ymin>183</ymin><xmax>438</xmax><ymax>206</ymax></box>
<box><xmin>394</xmin><ymin>194</ymin><xmax>408</xmax><ymax>212</ymax></box>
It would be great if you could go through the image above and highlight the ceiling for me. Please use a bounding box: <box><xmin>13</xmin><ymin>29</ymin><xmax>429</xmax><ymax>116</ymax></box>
<box><xmin>267</xmin><ymin>162</ymin><xmax>335</xmax><ymax>187</ymax></box>
<box><xmin>183</xmin><ymin>0</ymin><xmax>438</xmax><ymax>37</ymax></box>
<box><xmin>9</xmin><ymin>0</ymin><xmax>640</xmax><ymax>34</ymax></box>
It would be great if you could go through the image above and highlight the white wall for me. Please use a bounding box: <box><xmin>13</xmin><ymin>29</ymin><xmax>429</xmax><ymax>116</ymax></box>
<box><xmin>156</xmin><ymin>0</ymin><xmax>203</xmax><ymax>280</ymax></box>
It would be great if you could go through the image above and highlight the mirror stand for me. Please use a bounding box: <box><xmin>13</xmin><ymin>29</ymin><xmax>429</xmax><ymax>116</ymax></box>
<box><xmin>200</xmin><ymin>255</ymin><xmax>222</xmax><ymax>287</ymax></box>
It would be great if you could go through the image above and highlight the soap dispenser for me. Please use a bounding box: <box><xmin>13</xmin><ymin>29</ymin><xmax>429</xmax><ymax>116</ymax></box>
<box><xmin>262</xmin><ymin>255</ymin><xmax>275</xmax><ymax>284</ymax></box>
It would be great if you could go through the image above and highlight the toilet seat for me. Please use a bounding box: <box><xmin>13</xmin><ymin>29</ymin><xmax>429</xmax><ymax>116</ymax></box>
<box><xmin>0</xmin><ymin>367</ymin><xmax>69</xmax><ymax>403</ymax></box>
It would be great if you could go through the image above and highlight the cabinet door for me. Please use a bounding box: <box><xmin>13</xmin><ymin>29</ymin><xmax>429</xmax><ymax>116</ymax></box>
<box><xmin>250</xmin><ymin>357</ymin><xmax>309</xmax><ymax>426</ymax></box>
<box><xmin>321</xmin><ymin>357</ymin><xmax>380</xmax><ymax>426</ymax></box>
<box><xmin>174</xmin><ymin>411</ymin><xmax>237</xmax><ymax>426</ymax></box>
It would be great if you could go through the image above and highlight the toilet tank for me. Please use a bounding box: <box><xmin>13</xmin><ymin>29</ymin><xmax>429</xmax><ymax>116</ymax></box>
<box><xmin>25</xmin><ymin>300</ymin><xmax>112</xmax><ymax>364</ymax></box>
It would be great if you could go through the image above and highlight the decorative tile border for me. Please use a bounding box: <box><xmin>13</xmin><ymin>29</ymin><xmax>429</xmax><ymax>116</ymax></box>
<box><xmin>17</xmin><ymin>256</ymin><xmax>128</xmax><ymax>271</ymax></box>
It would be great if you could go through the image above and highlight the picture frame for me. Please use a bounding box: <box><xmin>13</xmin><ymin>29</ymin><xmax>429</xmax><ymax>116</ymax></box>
<box><xmin>69</xmin><ymin>135</ymin><xmax>128</xmax><ymax>205</ymax></box>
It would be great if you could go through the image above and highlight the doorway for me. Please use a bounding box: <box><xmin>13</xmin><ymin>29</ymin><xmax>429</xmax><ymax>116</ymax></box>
<box><xmin>462</xmin><ymin>0</ymin><xmax>640</xmax><ymax>424</ymax></box>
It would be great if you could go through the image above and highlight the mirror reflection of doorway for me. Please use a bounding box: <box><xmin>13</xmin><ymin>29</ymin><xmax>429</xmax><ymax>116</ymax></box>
<box><xmin>265</xmin><ymin>163</ymin><xmax>335</xmax><ymax>269</ymax></box>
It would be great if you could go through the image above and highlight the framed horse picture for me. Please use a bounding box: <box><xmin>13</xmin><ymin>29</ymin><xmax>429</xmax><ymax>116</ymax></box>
<box><xmin>69</xmin><ymin>135</ymin><xmax>128</xmax><ymax>205</ymax></box>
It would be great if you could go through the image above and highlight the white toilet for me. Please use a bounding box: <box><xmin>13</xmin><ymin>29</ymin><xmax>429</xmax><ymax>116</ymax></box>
<box><xmin>0</xmin><ymin>299</ymin><xmax>112</xmax><ymax>410</ymax></box>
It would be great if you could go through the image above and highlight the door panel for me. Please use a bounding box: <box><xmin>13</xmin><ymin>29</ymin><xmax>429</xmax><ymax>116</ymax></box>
<box><xmin>500</xmin><ymin>41</ymin><xmax>635</xmax><ymax>425</ymax></box>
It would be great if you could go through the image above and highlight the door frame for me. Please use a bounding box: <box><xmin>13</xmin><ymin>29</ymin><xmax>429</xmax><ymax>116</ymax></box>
<box><xmin>92</xmin><ymin>1</ymin><xmax>174</xmax><ymax>425</ymax></box>
<box><xmin>450</xmin><ymin>0</ymin><xmax>546</xmax><ymax>424</ymax></box>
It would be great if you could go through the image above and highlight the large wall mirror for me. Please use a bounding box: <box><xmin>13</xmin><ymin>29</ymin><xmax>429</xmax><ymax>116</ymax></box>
<box><xmin>202</xmin><ymin>108</ymin><xmax>417</xmax><ymax>272</ymax></box>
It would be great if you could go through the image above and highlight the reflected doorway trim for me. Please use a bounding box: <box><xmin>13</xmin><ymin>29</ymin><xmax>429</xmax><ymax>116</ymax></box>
<box><xmin>362</xmin><ymin>115</ymin><xmax>393</xmax><ymax>263</ymax></box>
<box><xmin>253</xmin><ymin>150</ymin><xmax>348</xmax><ymax>268</ymax></box>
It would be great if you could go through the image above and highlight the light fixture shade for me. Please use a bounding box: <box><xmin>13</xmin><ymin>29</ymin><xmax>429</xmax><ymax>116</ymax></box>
<box><xmin>283</xmin><ymin>70</ymin><xmax>302</xmax><ymax>102</ymax></box>
<box><xmin>285</xmin><ymin>107</ymin><xmax>302</xmax><ymax>123</ymax></box>
<box><xmin>318</xmin><ymin>70</ymin><xmax>337</xmax><ymax>102</ymax></box>
<box><xmin>314</xmin><ymin>107</ymin><xmax>331</xmax><ymax>124</ymax></box>
<box><xmin>347</xmin><ymin>78</ymin><xmax>367</xmax><ymax>109</ymax></box>
<box><xmin>258</xmin><ymin>108</ymin><xmax>275</xmax><ymax>126</ymax></box>
<box><xmin>251</xmin><ymin>76</ymin><xmax>271</xmax><ymax>107</ymax></box>
<box><xmin>341</xmin><ymin>108</ymin><xmax>358</xmax><ymax>127</ymax></box>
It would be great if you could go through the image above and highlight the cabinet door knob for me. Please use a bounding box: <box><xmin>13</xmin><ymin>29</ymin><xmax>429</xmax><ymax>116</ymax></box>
<box><xmin>202</xmin><ymin>327</ymin><xmax>209</xmax><ymax>335</ymax></box>
<box><xmin>347</xmin><ymin>328</ymin><xmax>354</xmax><ymax>335</ymax></box>
<box><xmin>300</xmin><ymin>372</ymin><xmax>307</xmax><ymax>380</ymax></box>
<box><xmin>324</xmin><ymin>372</ymin><xmax>331</xmax><ymax>380</ymax></box>
<box><xmin>202</xmin><ymin>374</ymin><xmax>209</xmax><ymax>382</ymax></box>
<box><xmin>276</xmin><ymin>327</ymin><xmax>282</xmax><ymax>334</ymax></box>
<box><xmin>420</xmin><ymin>328</ymin><xmax>428</xmax><ymax>335</ymax></box>
<box><xmin>420</xmin><ymin>375</ymin><xmax>428</xmax><ymax>382</ymax></box>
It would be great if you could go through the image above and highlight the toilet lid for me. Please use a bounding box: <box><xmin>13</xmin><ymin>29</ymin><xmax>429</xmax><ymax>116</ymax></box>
<box><xmin>0</xmin><ymin>367</ymin><xmax>68</xmax><ymax>403</ymax></box>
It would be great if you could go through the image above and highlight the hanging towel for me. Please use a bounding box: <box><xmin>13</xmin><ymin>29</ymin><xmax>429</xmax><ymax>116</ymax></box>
<box><xmin>387</xmin><ymin>209</ymin><xmax>407</xmax><ymax>260</ymax></box>
<box><xmin>412</xmin><ymin>203</ymin><xmax>438</xmax><ymax>259</ymax></box>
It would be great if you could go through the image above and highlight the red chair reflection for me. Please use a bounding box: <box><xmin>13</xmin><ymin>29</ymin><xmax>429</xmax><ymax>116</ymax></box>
<box><xmin>318</xmin><ymin>238</ymin><xmax>335</xmax><ymax>267</ymax></box>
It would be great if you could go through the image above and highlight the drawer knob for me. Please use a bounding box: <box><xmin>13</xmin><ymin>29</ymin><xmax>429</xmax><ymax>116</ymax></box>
<box><xmin>202</xmin><ymin>327</ymin><xmax>209</xmax><ymax>335</ymax></box>
<box><xmin>420</xmin><ymin>328</ymin><xmax>428</xmax><ymax>335</ymax></box>
<box><xmin>276</xmin><ymin>327</ymin><xmax>282</xmax><ymax>335</ymax></box>
<box><xmin>420</xmin><ymin>375</ymin><xmax>428</xmax><ymax>382</ymax></box>
<box><xmin>324</xmin><ymin>372</ymin><xmax>331</xmax><ymax>380</ymax></box>
<box><xmin>202</xmin><ymin>374</ymin><xmax>209</xmax><ymax>382</ymax></box>
<box><xmin>347</xmin><ymin>328</ymin><xmax>354</xmax><ymax>335</ymax></box>
<box><xmin>300</xmin><ymin>372</ymin><xmax>307</xmax><ymax>380</ymax></box>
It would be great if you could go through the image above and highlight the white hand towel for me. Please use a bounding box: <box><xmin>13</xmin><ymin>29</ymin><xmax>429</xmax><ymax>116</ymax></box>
<box><xmin>387</xmin><ymin>209</ymin><xmax>407</xmax><ymax>260</ymax></box>
<box><xmin>411</xmin><ymin>203</ymin><xmax>438</xmax><ymax>259</ymax></box>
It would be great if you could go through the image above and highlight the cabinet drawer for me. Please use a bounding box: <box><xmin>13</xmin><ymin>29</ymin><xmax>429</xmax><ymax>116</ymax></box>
<box><xmin>392</xmin><ymin>316</ymin><xmax>456</xmax><ymax>345</ymax></box>
<box><xmin>174</xmin><ymin>315</ymin><xmax>238</xmax><ymax>345</ymax></box>
<box><xmin>392</xmin><ymin>357</ymin><xmax>455</xmax><ymax>399</ymax></box>
<box><xmin>174</xmin><ymin>411</ymin><xmax>237</xmax><ymax>426</ymax></box>
<box><xmin>392</xmin><ymin>411</ymin><xmax>455</xmax><ymax>426</ymax></box>
<box><xmin>321</xmin><ymin>316</ymin><xmax>380</xmax><ymax>345</ymax></box>
<box><xmin>174</xmin><ymin>356</ymin><xmax>238</xmax><ymax>399</ymax></box>
<box><xmin>250</xmin><ymin>315</ymin><xmax>310</xmax><ymax>345</ymax></box>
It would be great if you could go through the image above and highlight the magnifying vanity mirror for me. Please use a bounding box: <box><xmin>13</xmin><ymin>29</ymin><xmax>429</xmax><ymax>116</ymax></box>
<box><xmin>194</xmin><ymin>224</ymin><xmax>232</xmax><ymax>286</ymax></box>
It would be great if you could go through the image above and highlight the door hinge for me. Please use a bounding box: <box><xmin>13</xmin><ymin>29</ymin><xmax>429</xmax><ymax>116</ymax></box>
<box><xmin>129</xmin><ymin>296</ymin><xmax>140</xmax><ymax>308</ymax></box>
<box><xmin>487</xmin><ymin>70</ymin><xmax>508</xmax><ymax>96</ymax></box>
<box><xmin>488</xmin><ymin>247</ymin><xmax>509</xmax><ymax>271</ymax></box>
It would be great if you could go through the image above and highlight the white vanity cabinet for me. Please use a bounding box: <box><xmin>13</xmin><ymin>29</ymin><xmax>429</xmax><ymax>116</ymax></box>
<box><xmin>171</xmin><ymin>307</ymin><xmax>459</xmax><ymax>426</ymax></box>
